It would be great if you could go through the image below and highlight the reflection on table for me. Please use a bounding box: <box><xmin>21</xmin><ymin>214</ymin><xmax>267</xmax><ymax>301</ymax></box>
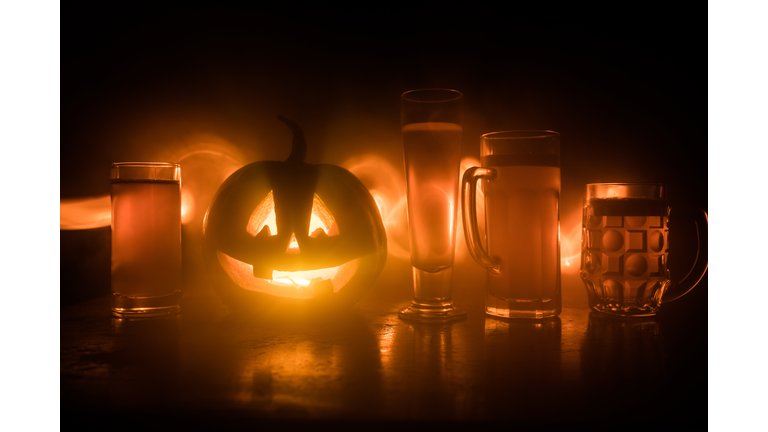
<box><xmin>61</xmin><ymin>272</ymin><xmax>706</xmax><ymax>427</ymax></box>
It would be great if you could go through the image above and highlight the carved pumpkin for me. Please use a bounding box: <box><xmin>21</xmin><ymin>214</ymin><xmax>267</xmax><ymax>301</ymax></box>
<box><xmin>202</xmin><ymin>116</ymin><xmax>387</xmax><ymax>313</ymax></box>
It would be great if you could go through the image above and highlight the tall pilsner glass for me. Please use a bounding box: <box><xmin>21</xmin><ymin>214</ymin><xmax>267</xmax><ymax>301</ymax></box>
<box><xmin>398</xmin><ymin>89</ymin><xmax>466</xmax><ymax>322</ymax></box>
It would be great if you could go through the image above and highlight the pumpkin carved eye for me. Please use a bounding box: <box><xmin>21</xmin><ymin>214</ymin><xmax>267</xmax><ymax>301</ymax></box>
<box><xmin>247</xmin><ymin>190</ymin><xmax>339</xmax><ymax>238</ymax></box>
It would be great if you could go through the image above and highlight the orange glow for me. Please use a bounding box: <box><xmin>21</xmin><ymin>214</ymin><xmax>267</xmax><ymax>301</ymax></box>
<box><xmin>372</xmin><ymin>193</ymin><xmax>385</xmax><ymax>217</ymax></box>
<box><xmin>286</xmin><ymin>234</ymin><xmax>301</xmax><ymax>254</ymax></box>
<box><xmin>240</xmin><ymin>191</ymin><xmax>346</xmax><ymax>288</ymax></box>
<box><xmin>343</xmin><ymin>155</ymin><xmax>486</xmax><ymax>263</ymax></box>
<box><xmin>60</xmin><ymin>196</ymin><xmax>111</xmax><ymax>230</ymax></box>
<box><xmin>455</xmin><ymin>157</ymin><xmax>483</xmax><ymax>262</ymax></box>
<box><xmin>272</xmin><ymin>266</ymin><xmax>340</xmax><ymax>288</ymax></box>
<box><xmin>247</xmin><ymin>191</ymin><xmax>338</xmax><ymax>238</ymax></box>
<box><xmin>61</xmin><ymin>189</ymin><xmax>198</xmax><ymax>230</ymax></box>
<box><xmin>560</xmin><ymin>208</ymin><xmax>582</xmax><ymax>274</ymax></box>
<box><xmin>343</xmin><ymin>155</ymin><xmax>409</xmax><ymax>260</ymax></box>
<box><xmin>62</xmin><ymin>135</ymin><xmax>244</xmax><ymax>234</ymax></box>
<box><xmin>167</xmin><ymin>136</ymin><xmax>247</xmax><ymax>239</ymax></box>
<box><xmin>309</xmin><ymin>195</ymin><xmax>339</xmax><ymax>236</ymax></box>
<box><xmin>217</xmin><ymin>250</ymin><xmax>358</xmax><ymax>298</ymax></box>
<box><xmin>378</xmin><ymin>322</ymin><xmax>396</xmax><ymax>356</ymax></box>
<box><xmin>248</xmin><ymin>191</ymin><xmax>277</xmax><ymax>236</ymax></box>
<box><xmin>181</xmin><ymin>188</ymin><xmax>195</xmax><ymax>224</ymax></box>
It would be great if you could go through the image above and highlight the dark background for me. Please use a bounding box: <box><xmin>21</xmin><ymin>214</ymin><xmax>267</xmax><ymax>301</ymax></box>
<box><xmin>62</xmin><ymin>8</ymin><xmax>705</xmax><ymax>199</ymax></box>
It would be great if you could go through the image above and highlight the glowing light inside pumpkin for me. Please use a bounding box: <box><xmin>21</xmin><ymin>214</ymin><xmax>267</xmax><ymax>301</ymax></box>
<box><xmin>243</xmin><ymin>190</ymin><xmax>342</xmax><ymax>288</ymax></box>
<box><xmin>286</xmin><ymin>234</ymin><xmax>300</xmax><ymax>254</ymax></box>
<box><xmin>216</xmin><ymin>250</ymin><xmax>360</xmax><ymax>298</ymax></box>
<box><xmin>272</xmin><ymin>266</ymin><xmax>341</xmax><ymax>287</ymax></box>
<box><xmin>247</xmin><ymin>191</ymin><xmax>338</xmax><ymax>237</ymax></box>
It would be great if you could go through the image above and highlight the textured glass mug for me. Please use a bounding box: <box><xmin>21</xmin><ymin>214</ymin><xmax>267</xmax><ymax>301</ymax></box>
<box><xmin>579</xmin><ymin>183</ymin><xmax>708</xmax><ymax>317</ymax></box>
<box><xmin>462</xmin><ymin>131</ymin><xmax>561</xmax><ymax>319</ymax></box>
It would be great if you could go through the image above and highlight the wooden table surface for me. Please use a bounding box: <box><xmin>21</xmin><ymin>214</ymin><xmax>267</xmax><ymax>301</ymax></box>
<box><xmin>60</xmin><ymin>262</ymin><xmax>707</xmax><ymax>429</ymax></box>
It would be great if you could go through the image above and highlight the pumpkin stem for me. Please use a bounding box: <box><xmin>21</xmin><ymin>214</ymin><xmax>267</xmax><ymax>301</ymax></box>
<box><xmin>277</xmin><ymin>115</ymin><xmax>307</xmax><ymax>163</ymax></box>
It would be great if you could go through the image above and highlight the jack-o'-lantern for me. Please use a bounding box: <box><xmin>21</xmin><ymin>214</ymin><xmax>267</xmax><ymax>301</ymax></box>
<box><xmin>202</xmin><ymin>116</ymin><xmax>387</xmax><ymax>314</ymax></box>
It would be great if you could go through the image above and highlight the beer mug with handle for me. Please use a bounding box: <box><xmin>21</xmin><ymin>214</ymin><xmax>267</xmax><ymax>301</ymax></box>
<box><xmin>462</xmin><ymin>130</ymin><xmax>561</xmax><ymax>319</ymax></box>
<box><xmin>579</xmin><ymin>183</ymin><xmax>708</xmax><ymax>317</ymax></box>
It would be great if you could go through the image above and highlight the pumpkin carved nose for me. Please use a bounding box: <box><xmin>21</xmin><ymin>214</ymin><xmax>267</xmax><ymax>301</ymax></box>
<box><xmin>286</xmin><ymin>233</ymin><xmax>301</xmax><ymax>254</ymax></box>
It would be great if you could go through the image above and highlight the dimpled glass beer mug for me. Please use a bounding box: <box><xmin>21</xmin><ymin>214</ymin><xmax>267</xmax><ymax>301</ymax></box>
<box><xmin>462</xmin><ymin>131</ymin><xmax>561</xmax><ymax>319</ymax></box>
<box><xmin>398</xmin><ymin>89</ymin><xmax>466</xmax><ymax>322</ymax></box>
<box><xmin>111</xmin><ymin>162</ymin><xmax>182</xmax><ymax>318</ymax></box>
<box><xmin>580</xmin><ymin>183</ymin><xmax>708</xmax><ymax>317</ymax></box>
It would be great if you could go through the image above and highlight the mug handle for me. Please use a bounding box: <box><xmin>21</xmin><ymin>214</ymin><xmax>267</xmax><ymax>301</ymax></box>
<box><xmin>461</xmin><ymin>167</ymin><xmax>501</xmax><ymax>275</ymax></box>
<box><xmin>662</xmin><ymin>206</ymin><xmax>709</xmax><ymax>303</ymax></box>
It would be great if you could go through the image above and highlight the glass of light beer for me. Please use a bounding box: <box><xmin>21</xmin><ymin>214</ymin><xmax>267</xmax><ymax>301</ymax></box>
<box><xmin>580</xmin><ymin>183</ymin><xmax>708</xmax><ymax>317</ymax></box>
<box><xmin>111</xmin><ymin>162</ymin><xmax>182</xmax><ymax>318</ymax></box>
<box><xmin>462</xmin><ymin>131</ymin><xmax>561</xmax><ymax>319</ymax></box>
<box><xmin>398</xmin><ymin>89</ymin><xmax>466</xmax><ymax>322</ymax></box>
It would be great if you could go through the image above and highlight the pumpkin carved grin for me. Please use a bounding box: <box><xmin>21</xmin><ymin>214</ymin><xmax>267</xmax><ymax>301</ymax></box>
<box><xmin>215</xmin><ymin>250</ymin><xmax>360</xmax><ymax>299</ymax></box>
